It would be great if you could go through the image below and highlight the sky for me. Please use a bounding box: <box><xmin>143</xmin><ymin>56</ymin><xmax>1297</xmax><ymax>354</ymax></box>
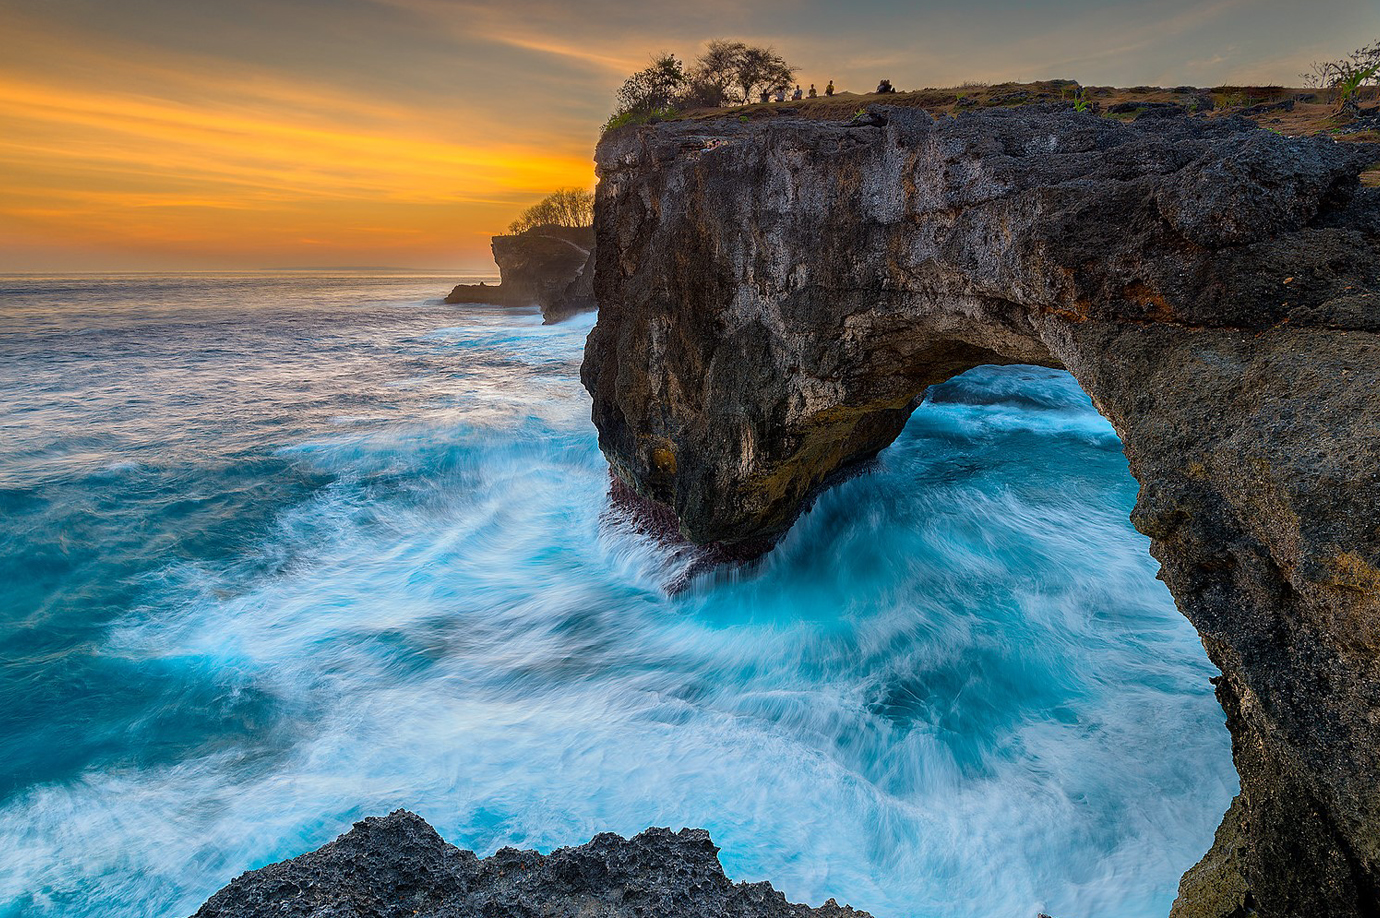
<box><xmin>2</xmin><ymin>0</ymin><xmax>1377</xmax><ymax>272</ymax></box>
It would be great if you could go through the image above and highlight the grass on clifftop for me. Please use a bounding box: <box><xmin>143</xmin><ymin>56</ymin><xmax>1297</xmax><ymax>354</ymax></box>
<box><xmin>662</xmin><ymin>78</ymin><xmax>1380</xmax><ymax>150</ymax></box>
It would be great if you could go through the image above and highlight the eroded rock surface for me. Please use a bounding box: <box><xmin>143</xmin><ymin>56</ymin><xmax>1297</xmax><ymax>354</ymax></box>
<box><xmin>446</xmin><ymin>225</ymin><xmax>595</xmax><ymax>323</ymax></box>
<box><xmin>192</xmin><ymin>811</ymin><xmax>869</xmax><ymax>918</ymax></box>
<box><xmin>582</xmin><ymin>106</ymin><xmax>1380</xmax><ymax>917</ymax></box>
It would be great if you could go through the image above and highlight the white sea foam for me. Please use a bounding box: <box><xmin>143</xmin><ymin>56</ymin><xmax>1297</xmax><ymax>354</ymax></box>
<box><xmin>0</xmin><ymin>278</ymin><xmax>1232</xmax><ymax>918</ymax></box>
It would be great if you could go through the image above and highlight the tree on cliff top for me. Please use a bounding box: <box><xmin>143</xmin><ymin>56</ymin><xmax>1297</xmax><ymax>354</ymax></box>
<box><xmin>508</xmin><ymin>188</ymin><xmax>594</xmax><ymax>234</ymax></box>
<box><xmin>605</xmin><ymin>40</ymin><xmax>798</xmax><ymax>130</ymax></box>
<box><xmin>614</xmin><ymin>53</ymin><xmax>687</xmax><ymax>119</ymax></box>
<box><xmin>694</xmin><ymin>40</ymin><xmax>795</xmax><ymax>105</ymax></box>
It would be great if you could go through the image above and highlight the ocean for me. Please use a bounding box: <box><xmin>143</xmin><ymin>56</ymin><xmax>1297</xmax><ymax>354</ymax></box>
<box><xmin>0</xmin><ymin>273</ymin><xmax>1235</xmax><ymax>918</ymax></box>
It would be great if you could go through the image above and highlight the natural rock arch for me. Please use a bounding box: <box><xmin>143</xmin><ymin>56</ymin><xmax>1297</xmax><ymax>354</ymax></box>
<box><xmin>583</xmin><ymin>107</ymin><xmax>1380</xmax><ymax>917</ymax></box>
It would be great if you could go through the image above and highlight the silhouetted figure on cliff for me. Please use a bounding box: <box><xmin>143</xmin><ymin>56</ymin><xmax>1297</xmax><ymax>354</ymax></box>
<box><xmin>825</xmin><ymin>80</ymin><xmax>834</xmax><ymax>96</ymax></box>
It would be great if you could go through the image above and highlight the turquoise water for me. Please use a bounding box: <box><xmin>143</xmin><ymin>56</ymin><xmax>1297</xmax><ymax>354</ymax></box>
<box><xmin>0</xmin><ymin>274</ymin><xmax>1234</xmax><ymax>918</ymax></box>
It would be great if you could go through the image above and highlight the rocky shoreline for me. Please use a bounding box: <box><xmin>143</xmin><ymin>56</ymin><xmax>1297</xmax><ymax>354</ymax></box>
<box><xmin>193</xmin><ymin>811</ymin><xmax>870</xmax><ymax>918</ymax></box>
<box><xmin>444</xmin><ymin>225</ymin><xmax>596</xmax><ymax>323</ymax></box>
<box><xmin>584</xmin><ymin>105</ymin><xmax>1380</xmax><ymax>917</ymax></box>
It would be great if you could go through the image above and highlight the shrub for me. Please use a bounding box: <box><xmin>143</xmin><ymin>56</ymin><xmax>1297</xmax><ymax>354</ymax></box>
<box><xmin>1302</xmin><ymin>40</ymin><xmax>1380</xmax><ymax>111</ymax></box>
<box><xmin>613</xmin><ymin>53</ymin><xmax>686</xmax><ymax>120</ymax></box>
<box><xmin>1061</xmin><ymin>85</ymin><xmax>1089</xmax><ymax>112</ymax></box>
<box><xmin>1339</xmin><ymin>64</ymin><xmax>1380</xmax><ymax>110</ymax></box>
<box><xmin>601</xmin><ymin>106</ymin><xmax>679</xmax><ymax>133</ymax></box>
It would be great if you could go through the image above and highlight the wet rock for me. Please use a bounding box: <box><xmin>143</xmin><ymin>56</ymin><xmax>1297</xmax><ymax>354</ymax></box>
<box><xmin>542</xmin><ymin>245</ymin><xmax>597</xmax><ymax>324</ymax></box>
<box><xmin>192</xmin><ymin>811</ymin><xmax>871</xmax><ymax>918</ymax></box>
<box><xmin>583</xmin><ymin>106</ymin><xmax>1380</xmax><ymax>917</ymax></box>
<box><xmin>1169</xmin><ymin>796</ymin><xmax>1255</xmax><ymax>918</ymax></box>
<box><xmin>445</xmin><ymin>225</ymin><xmax>596</xmax><ymax>323</ymax></box>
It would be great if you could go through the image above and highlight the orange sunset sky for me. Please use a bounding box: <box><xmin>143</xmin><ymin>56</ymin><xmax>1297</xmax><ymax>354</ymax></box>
<box><xmin>2</xmin><ymin>0</ymin><xmax>1377</xmax><ymax>273</ymax></box>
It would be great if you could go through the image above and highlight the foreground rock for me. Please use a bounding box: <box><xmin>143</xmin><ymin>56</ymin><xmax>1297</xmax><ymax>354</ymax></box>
<box><xmin>584</xmin><ymin>106</ymin><xmax>1380</xmax><ymax>916</ymax></box>
<box><xmin>193</xmin><ymin>811</ymin><xmax>869</xmax><ymax>918</ymax></box>
<box><xmin>445</xmin><ymin>225</ymin><xmax>595</xmax><ymax>323</ymax></box>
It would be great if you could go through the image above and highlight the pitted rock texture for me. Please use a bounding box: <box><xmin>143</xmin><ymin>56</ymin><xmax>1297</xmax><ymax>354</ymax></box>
<box><xmin>192</xmin><ymin>811</ymin><xmax>869</xmax><ymax>918</ymax></box>
<box><xmin>445</xmin><ymin>225</ymin><xmax>595</xmax><ymax>323</ymax></box>
<box><xmin>582</xmin><ymin>106</ymin><xmax>1380</xmax><ymax>917</ymax></box>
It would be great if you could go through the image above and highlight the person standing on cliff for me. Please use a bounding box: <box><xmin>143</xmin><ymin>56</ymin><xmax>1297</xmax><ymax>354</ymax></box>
<box><xmin>808</xmin><ymin>83</ymin><xmax>817</xmax><ymax>98</ymax></box>
<box><xmin>825</xmin><ymin>80</ymin><xmax>835</xmax><ymax>97</ymax></box>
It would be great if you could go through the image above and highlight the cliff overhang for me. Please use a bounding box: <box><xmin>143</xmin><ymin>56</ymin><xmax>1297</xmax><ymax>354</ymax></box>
<box><xmin>582</xmin><ymin>106</ymin><xmax>1380</xmax><ymax>917</ymax></box>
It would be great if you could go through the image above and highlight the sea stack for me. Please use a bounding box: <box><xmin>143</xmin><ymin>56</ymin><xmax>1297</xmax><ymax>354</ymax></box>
<box><xmin>445</xmin><ymin>225</ymin><xmax>596</xmax><ymax>323</ymax></box>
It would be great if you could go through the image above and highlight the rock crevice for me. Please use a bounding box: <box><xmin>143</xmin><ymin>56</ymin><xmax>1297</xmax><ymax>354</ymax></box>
<box><xmin>582</xmin><ymin>106</ymin><xmax>1380</xmax><ymax>917</ymax></box>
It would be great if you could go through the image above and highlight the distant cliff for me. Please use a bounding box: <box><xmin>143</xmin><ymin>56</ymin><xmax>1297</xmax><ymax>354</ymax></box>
<box><xmin>445</xmin><ymin>225</ymin><xmax>596</xmax><ymax>323</ymax></box>
<box><xmin>584</xmin><ymin>105</ymin><xmax>1380</xmax><ymax>918</ymax></box>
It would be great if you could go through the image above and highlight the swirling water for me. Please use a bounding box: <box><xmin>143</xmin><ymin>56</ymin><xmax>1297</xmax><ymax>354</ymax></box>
<box><xmin>0</xmin><ymin>273</ymin><xmax>1235</xmax><ymax>918</ymax></box>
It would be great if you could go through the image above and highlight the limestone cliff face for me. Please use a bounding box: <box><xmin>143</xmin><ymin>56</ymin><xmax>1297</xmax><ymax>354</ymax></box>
<box><xmin>445</xmin><ymin>225</ymin><xmax>595</xmax><ymax>323</ymax></box>
<box><xmin>194</xmin><ymin>811</ymin><xmax>869</xmax><ymax>918</ymax></box>
<box><xmin>583</xmin><ymin>106</ymin><xmax>1380</xmax><ymax>917</ymax></box>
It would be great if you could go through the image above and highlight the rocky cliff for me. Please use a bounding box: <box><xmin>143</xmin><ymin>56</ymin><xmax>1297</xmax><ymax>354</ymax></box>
<box><xmin>192</xmin><ymin>811</ymin><xmax>869</xmax><ymax>918</ymax></box>
<box><xmin>583</xmin><ymin>106</ymin><xmax>1380</xmax><ymax>917</ymax></box>
<box><xmin>445</xmin><ymin>225</ymin><xmax>595</xmax><ymax>323</ymax></box>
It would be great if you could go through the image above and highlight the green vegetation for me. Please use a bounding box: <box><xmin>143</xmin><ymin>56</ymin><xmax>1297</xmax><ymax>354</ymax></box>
<box><xmin>602</xmin><ymin>106</ymin><xmax>679</xmax><ymax>132</ymax></box>
<box><xmin>1339</xmin><ymin>64</ymin><xmax>1380</xmax><ymax>109</ymax></box>
<box><xmin>592</xmin><ymin>73</ymin><xmax>1377</xmax><ymax>151</ymax></box>
<box><xmin>1302</xmin><ymin>40</ymin><xmax>1379</xmax><ymax>112</ymax></box>
<box><xmin>507</xmin><ymin>188</ymin><xmax>595</xmax><ymax>234</ymax></box>
<box><xmin>607</xmin><ymin>52</ymin><xmax>686</xmax><ymax>128</ymax></box>
<box><xmin>604</xmin><ymin>40</ymin><xmax>797</xmax><ymax>132</ymax></box>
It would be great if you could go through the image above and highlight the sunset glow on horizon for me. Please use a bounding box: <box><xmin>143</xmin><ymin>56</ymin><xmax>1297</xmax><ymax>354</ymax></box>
<box><xmin>2</xmin><ymin>0</ymin><xmax>1376</xmax><ymax>272</ymax></box>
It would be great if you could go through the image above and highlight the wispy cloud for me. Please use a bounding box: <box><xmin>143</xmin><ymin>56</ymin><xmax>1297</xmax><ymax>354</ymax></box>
<box><xmin>1</xmin><ymin>0</ymin><xmax>1375</xmax><ymax>269</ymax></box>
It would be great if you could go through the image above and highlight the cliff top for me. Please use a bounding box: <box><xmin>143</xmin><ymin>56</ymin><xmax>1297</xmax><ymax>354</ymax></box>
<box><xmin>502</xmin><ymin>223</ymin><xmax>594</xmax><ymax>244</ymax></box>
<box><xmin>662</xmin><ymin>79</ymin><xmax>1380</xmax><ymax>185</ymax></box>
